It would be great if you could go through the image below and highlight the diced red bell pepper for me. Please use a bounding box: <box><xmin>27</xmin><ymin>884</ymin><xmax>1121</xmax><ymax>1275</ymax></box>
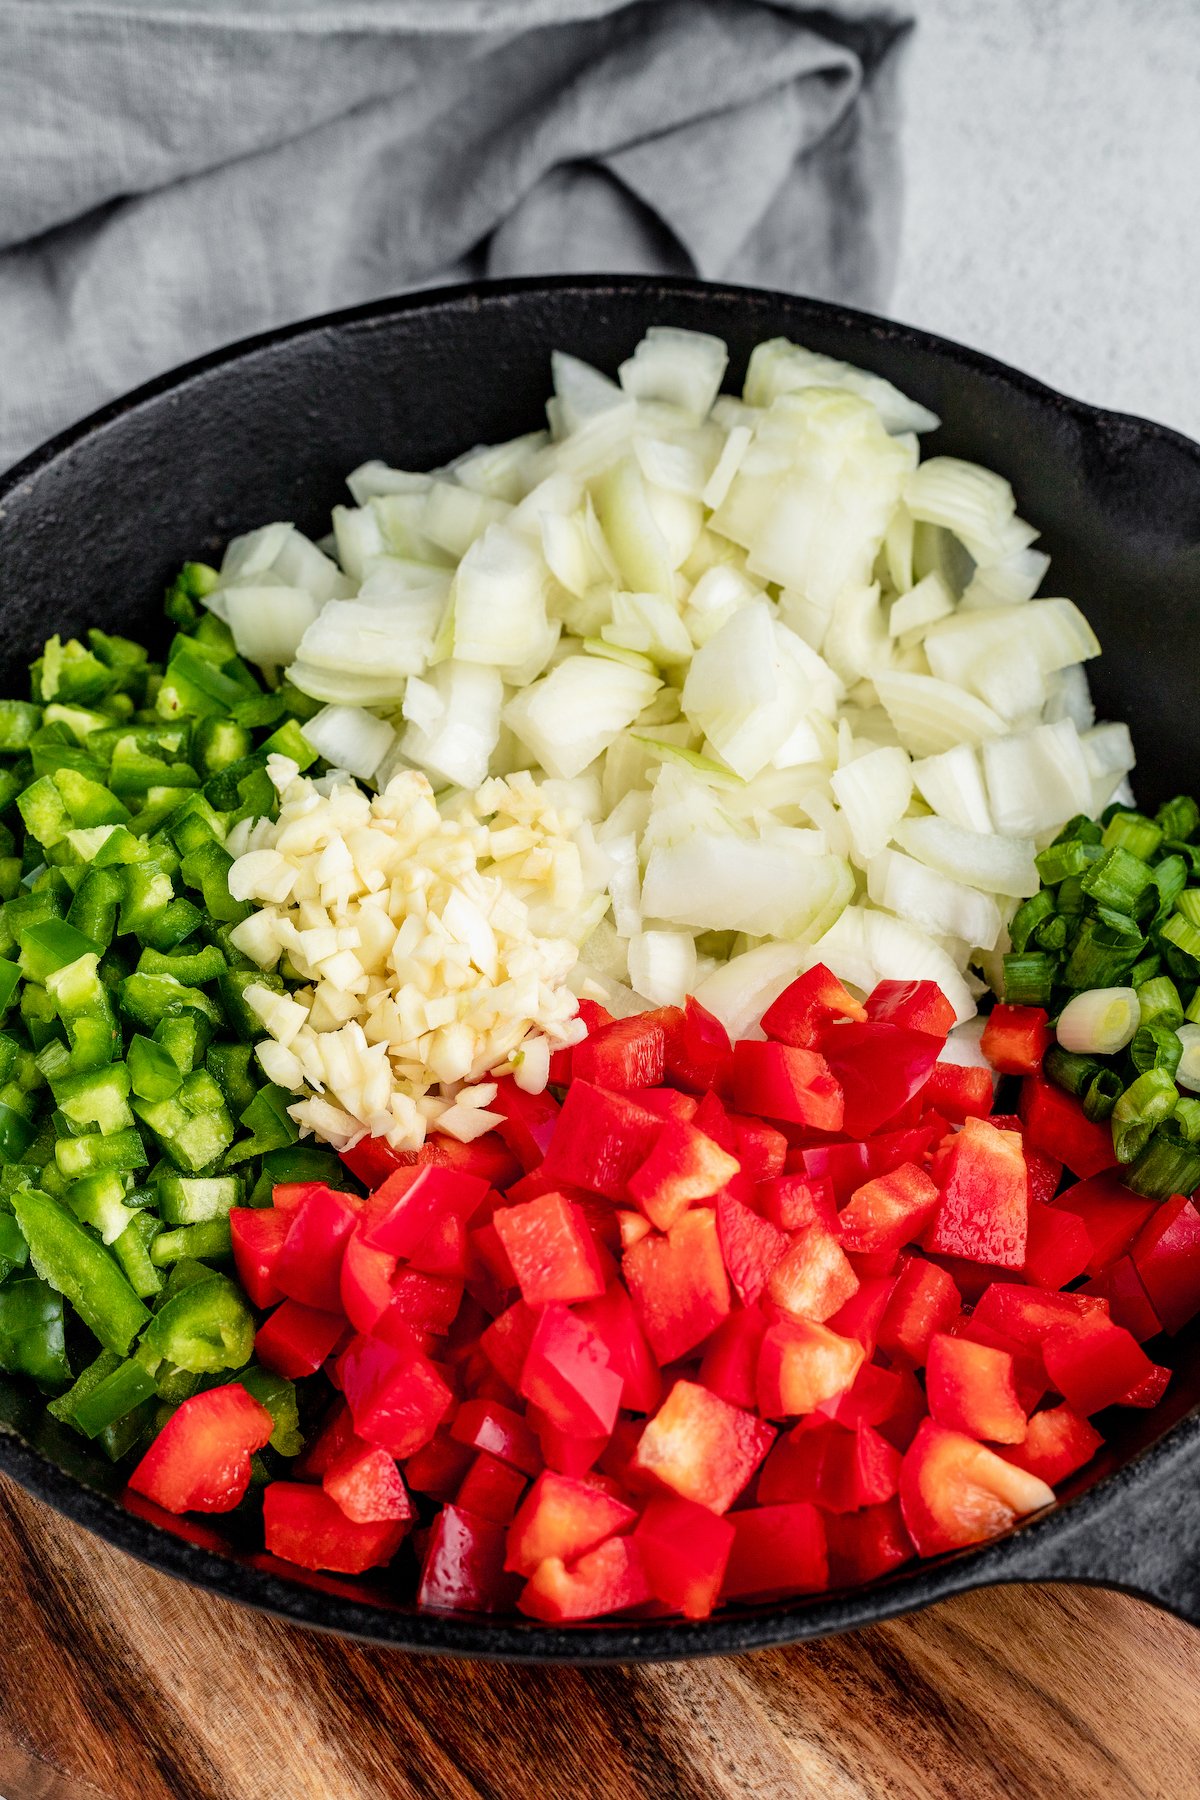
<box><xmin>633</xmin><ymin>1087</ymin><xmax>700</xmax><ymax>1123</ymax></box>
<box><xmin>715</xmin><ymin>1190</ymin><xmax>787</xmax><ymax>1306</ymax></box>
<box><xmin>761</xmin><ymin>963</ymin><xmax>867</xmax><ymax>1047</ymax></box>
<box><xmin>418</xmin><ymin>1504</ymin><xmax>521</xmax><ymax>1613</ymax></box>
<box><xmin>948</xmin><ymin>1314</ymin><xmax>1047</xmax><ymax>1416</ymax></box>
<box><xmin>816</xmin><ymin>1362</ymin><xmax>901</xmax><ymax>1431</ymax></box>
<box><xmin>1053</xmin><ymin>1170</ymin><xmax>1155</xmax><ymax>1275</ymax></box>
<box><xmin>1120</xmin><ymin>1363</ymin><xmax>1171</xmax><ymax>1407</ymax></box>
<box><xmin>632</xmin><ymin>1379</ymin><xmax>774</xmax><ymax>1513</ymax></box>
<box><xmin>826</xmin><ymin>1496</ymin><xmax>915</xmax><ymax>1587</ymax></box>
<box><xmin>364</xmin><ymin>1165</ymin><xmax>488</xmax><ymax>1259</ymax></box>
<box><xmin>926</xmin><ymin>1333</ymin><xmax>1027</xmax><ymax>1444</ymax></box>
<box><xmin>728</xmin><ymin>1114</ymin><xmax>788</xmax><ymax>1181</ymax></box>
<box><xmin>409</xmin><ymin>1207</ymin><xmax>474</xmax><ymax>1278</ymax></box>
<box><xmin>915</xmin><ymin>1062</ymin><xmax>994</xmax><ymax>1123</ymax></box>
<box><xmin>698</xmin><ymin>1307</ymin><xmax>768</xmax><ymax>1411</ymax></box>
<box><xmin>634</xmin><ymin>1495</ymin><xmax>735</xmax><ymax>1621</ymax></box>
<box><xmin>404</xmin><ymin>1431</ymin><xmax>476</xmax><ymax>1501</ymax></box>
<box><xmin>766</xmin><ymin>1222</ymin><xmax>860</xmax><ymax>1324</ymax></box>
<box><xmin>618</xmin><ymin>1208</ymin><xmax>653</xmax><ymax>1250</ymax></box>
<box><xmin>339</xmin><ymin>1232</ymin><xmax>398</xmax><ymax>1335</ymax></box>
<box><xmin>128</xmin><ymin>1384</ymin><xmax>273</xmax><ymax>1515</ymax></box>
<box><xmin>757</xmin><ymin>1318</ymin><xmax>865</xmax><ymax>1418</ymax></box>
<box><xmin>924</xmin><ymin>1117</ymin><xmax>1028</xmax><ymax>1269</ymax></box>
<box><xmin>572</xmin><ymin>1013</ymin><xmax>666</xmax><ymax>1091</ymax></box>
<box><xmin>899</xmin><ymin>1419</ymin><xmax>1054</xmax><ymax>1556</ymax></box>
<box><xmin>757</xmin><ymin>1172</ymin><xmax>837</xmax><ymax>1233</ymax></box>
<box><xmin>470</xmin><ymin>1218</ymin><xmax>518</xmax><ymax>1292</ymax></box>
<box><xmin>229</xmin><ymin>1206</ymin><xmax>289</xmax><ymax>1310</ymax></box>
<box><xmin>981</xmin><ymin>1004</ymin><xmax>1051</xmax><ymax>1075</ymax></box>
<box><xmin>838</xmin><ymin>1163</ymin><xmax>940</xmax><ymax>1262</ymax></box>
<box><xmin>691</xmin><ymin>1088</ymin><xmax>735</xmax><ymax>1150</ymax></box>
<box><xmin>490</xmin><ymin>1076</ymin><xmax>560</xmax><ymax>1172</ymax></box>
<box><xmin>731</xmin><ymin>1040</ymin><xmax>844</xmax><ymax>1130</ymax></box>
<box><xmin>480</xmin><ymin>1299</ymin><xmax>539</xmax><ymax>1390</ymax></box>
<box><xmin>1084</xmin><ymin>1254</ymin><xmax>1161</xmax><ymax>1342</ymax></box>
<box><xmin>623</xmin><ymin>1207</ymin><xmax>731</xmax><ymax>1364</ymax></box>
<box><xmin>1041</xmin><ymin>1312</ymin><xmax>1155</xmax><ymax>1415</ymax></box>
<box><xmin>820</xmin><ymin>1022</ymin><xmax>941</xmax><ymax>1139</ymax></box>
<box><xmin>1022</xmin><ymin>1201</ymin><xmax>1092</xmax><ymax>1291</ymax></box>
<box><xmin>574</xmin><ymin>1281</ymin><xmax>662</xmax><ymax>1413</ymax></box>
<box><xmin>541</xmin><ymin>1081</ymin><xmax>662</xmax><ymax>1202</ymax></box>
<box><xmin>518</xmin><ymin>1302</ymin><xmax>623</xmax><ymax>1439</ymax></box>
<box><xmin>877</xmin><ymin>1256</ymin><xmax>961</xmax><ymax>1366</ymax></box>
<box><xmin>825</xmin><ymin>1274</ymin><xmax>898</xmax><ymax>1353</ymax></box>
<box><xmin>1130</xmin><ymin>1193</ymin><xmax>1200</xmax><ymax>1334</ymax></box>
<box><xmin>455</xmin><ymin>1451</ymin><xmax>528</xmax><ymax>1524</ymax></box>
<box><xmin>504</xmin><ymin>1470</ymin><xmax>637</xmax><ymax>1576</ymax></box>
<box><xmin>548</xmin><ymin>996</ymin><xmax>612</xmax><ymax>1084</ymax></box>
<box><xmin>323</xmin><ymin>1440</ymin><xmax>413</xmax><ymax>1524</ymax></box>
<box><xmin>491</xmin><ymin>1189</ymin><xmax>606</xmax><ymax>1306</ymax></box>
<box><xmin>338</xmin><ymin>1332</ymin><xmax>454</xmax><ymax>1458</ymax></box>
<box><xmin>298</xmin><ymin>1402</ymin><xmax>356</xmax><ymax>1477</ymax></box>
<box><xmin>864</xmin><ymin>978</ymin><xmax>955</xmax><ymax>1039</ymax></box>
<box><xmin>972</xmin><ymin>1281</ymin><xmax>1107</xmax><ymax>1348</ymax></box>
<box><xmin>663</xmin><ymin>995</ymin><xmax>734</xmax><ymax>1094</ymax></box>
<box><xmin>527</xmin><ymin>1407</ymin><xmax>608</xmax><ymax>1477</ymax></box>
<box><xmin>1019</xmin><ymin>1076</ymin><xmax>1118</xmax><ymax>1180</ymax></box>
<box><xmin>339</xmin><ymin>1134</ymin><xmax>407</xmax><ymax>1189</ymax></box>
<box><xmin>274</xmin><ymin>1185</ymin><xmax>361</xmax><ymax>1313</ymax></box>
<box><xmin>256</xmin><ymin>1298</ymin><xmax>346</xmax><ymax>1379</ymax></box>
<box><xmin>450</xmin><ymin>1397</ymin><xmax>543</xmax><ymax>1477</ymax></box>
<box><xmin>627</xmin><ymin>1120</ymin><xmax>741</xmax><ymax>1232</ymax></box>
<box><xmin>409</xmin><ymin>1131</ymin><xmax>523</xmax><ymax>1189</ymax></box>
<box><xmin>381</xmin><ymin>1270</ymin><xmax>464</xmax><ymax>1337</ymax></box>
<box><xmin>721</xmin><ymin>1502</ymin><xmax>828</xmax><ymax>1599</ymax></box>
<box><xmin>818</xmin><ymin>1423</ymin><xmax>902</xmax><ymax>1513</ymax></box>
<box><xmin>518</xmin><ymin>1533</ymin><xmax>650</xmax><ymax>1621</ymax></box>
<box><xmin>1001</xmin><ymin>1403</ymin><xmax>1103</xmax><ymax>1486</ymax></box>
<box><xmin>757</xmin><ymin>1418</ymin><xmax>830</xmax><ymax>1504</ymax></box>
<box><xmin>264</xmin><ymin>1481</ymin><xmax>409</xmax><ymax>1574</ymax></box>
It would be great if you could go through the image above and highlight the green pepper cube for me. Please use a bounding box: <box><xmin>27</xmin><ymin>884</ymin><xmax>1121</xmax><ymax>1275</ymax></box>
<box><xmin>150</xmin><ymin>1218</ymin><xmax>233</xmax><ymax>1265</ymax></box>
<box><xmin>16</xmin><ymin>775</ymin><xmax>71</xmax><ymax>848</ymax></box>
<box><xmin>157</xmin><ymin>1174</ymin><xmax>241</xmax><ymax>1227</ymax></box>
<box><xmin>66</xmin><ymin>1169</ymin><xmax>134</xmax><ymax>1243</ymax></box>
<box><xmin>139</xmin><ymin>1269</ymin><xmax>254</xmax><ymax>1373</ymax></box>
<box><xmin>133</xmin><ymin>1068</ymin><xmax>235</xmax><ymax>1173</ymax></box>
<box><xmin>53</xmin><ymin>768</ymin><xmax>131</xmax><ymax>830</ymax></box>
<box><xmin>111</xmin><ymin>1212</ymin><xmax>163</xmax><ymax>1300</ymax></box>
<box><xmin>12</xmin><ymin>1188</ymin><xmax>150</xmax><ymax>1354</ymax></box>
<box><xmin>54</xmin><ymin>1128</ymin><xmax>148</xmax><ymax>1181</ymax></box>
<box><xmin>238</xmin><ymin>1366</ymin><xmax>304</xmax><ymax>1457</ymax></box>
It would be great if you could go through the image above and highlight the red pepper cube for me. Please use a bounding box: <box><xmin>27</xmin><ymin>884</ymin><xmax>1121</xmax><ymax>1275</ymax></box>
<box><xmin>766</xmin><ymin>1222</ymin><xmax>860</xmax><ymax>1324</ymax></box>
<box><xmin>632</xmin><ymin>1379</ymin><xmax>774</xmax><ymax>1514</ymax></box>
<box><xmin>263</xmin><ymin>1482</ymin><xmax>409</xmax><ymax>1574</ymax></box>
<box><xmin>574</xmin><ymin>1281</ymin><xmax>662</xmax><ymax>1413</ymax></box>
<box><xmin>818</xmin><ymin>1423</ymin><xmax>903</xmax><ymax>1513</ymax></box>
<box><xmin>980</xmin><ymin>1003</ymin><xmax>1051</xmax><ymax>1075</ymax></box>
<box><xmin>821</xmin><ymin>1022</ymin><xmax>941</xmax><ymax>1138</ymax></box>
<box><xmin>757</xmin><ymin>1173</ymin><xmax>837</xmax><ymax>1234</ymax></box>
<box><xmin>337</xmin><ymin>1332</ymin><xmax>454</xmax><ymax>1458</ymax></box>
<box><xmin>864</xmin><ymin>978</ymin><xmax>955</xmax><ymax>1039</ymax></box>
<box><xmin>409</xmin><ymin>1207</ymin><xmax>474</xmax><ymax>1279</ymax></box>
<box><xmin>364</xmin><ymin>1164</ymin><xmax>488</xmax><ymax>1259</ymax></box>
<box><xmin>1019</xmin><ymin>1075</ymin><xmax>1118</xmax><ymax>1180</ymax></box>
<box><xmin>663</xmin><ymin>994</ymin><xmax>734</xmax><ymax>1094</ymax></box>
<box><xmin>1054</xmin><ymin>1171</ymin><xmax>1156</xmax><ymax>1276</ymax></box>
<box><xmin>322</xmin><ymin>1441</ymin><xmax>413</xmax><ymax>1525</ymax></box>
<box><xmin>898</xmin><ymin>1419</ymin><xmax>1054</xmax><ymax>1556</ymax></box>
<box><xmin>698</xmin><ymin>1308</ymin><xmax>768</xmax><ymax>1411</ymax></box>
<box><xmin>490</xmin><ymin>1075</ymin><xmax>561</xmax><ymax>1172</ymax></box>
<box><xmin>923</xmin><ymin>1116</ymin><xmax>1028</xmax><ymax>1269</ymax></box>
<box><xmin>518</xmin><ymin>1534</ymin><xmax>650</xmax><ymax>1622</ymax></box>
<box><xmin>634</xmin><ymin>1087</ymin><xmax>701</xmax><ymax>1123</ymax></box>
<box><xmin>1130</xmin><ymin>1192</ymin><xmax>1200</xmax><ymax>1334</ymax></box>
<box><xmin>715</xmin><ymin>1190</ymin><xmax>788</xmax><ymax>1307</ymax></box>
<box><xmin>274</xmin><ymin>1185</ymin><xmax>361</xmax><ymax>1313</ymax></box>
<box><xmin>382</xmin><ymin>1270</ymin><xmax>464</xmax><ymax>1337</ymax></box>
<box><xmin>728</xmin><ymin>1114</ymin><xmax>788</xmax><ymax>1181</ymax></box>
<box><xmin>479</xmin><ymin>1299</ymin><xmax>539</xmax><ymax>1391</ymax></box>
<box><xmin>838</xmin><ymin>1163</ymin><xmax>940</xmax><ymax>1262</ymax></box>
<box><xmin>623</xmin><ymin>1207</ymin><xmax>731</xmax><ymax>1364</ymax></box>
<box><xmin>817</xmin><ymin>1360</ymin><xmax>902</xmax><ymax>1429</ymax></box>
<box><xmin>731</xmin><ymin>1040</ymin><xmax>844</xmax><ymax>1131</ymax></box>
<box><xmin>756</xmin><ymin>1420</ymin><xmax>831</xmax><ymax>1505</ymax></box>
<box><xmin>518</xmin><ymin>1303</ymin><xmax>623</xmax><ymax>1439</ymax></box>
<box><xmin>450</xmin><ymin>1397</ymin><xmax>543</xmax><ymax>1477</ymax></box>
<box><xmin>571</xmin><ymin>1012</ymin><xmax>667</xmax><ymax>1091</ymax></box>
<box><xmin>404</xmin><ymin>1431</ymin><xmax>476</xmax><ymax>1502</ymax></box>
<box><xmin>693</xmin><ymin>1089</ymin><xmax>736</xmax><ymax>1152</ymax></box>
<box><xmin>128</xmin><ymin>1385</ymin><xmax>273</xmax><ymax>1515</ymax></box>
<box><xmin>916</xmin><ymin>1063</ymin><xmax>994</xmax><ymax>1123</ymax></box>
<box><xmin>825</xmin><ymin>1274</ymin><xmax>899</xmax><ymax>1354</ymax></box>
<box><xmin>971</xmin><ymin>1281</ymin><xmax>1107</xmax><ymax>1348</ymax></box>
<box><xmin>527</xmin><ymin>1407</ymin><xmax>608</xmax><ymax>1477</ymax></box>
<box><xmin>1001</xmin><ymin>1403</ymin><xmax>1103</xmax><ymax>1487</ymax></box>
<box><xmin>877</xmin><ymin>1257</ymin><xmax>961</xmax><ymax>1366</ymax></box>
<box><xmin>757</xmin><ymin>1318</ymin><xmax>865</xmax><ymax>1418</ymax></box>
<box><xmin>799</xmin><ymin>1141</ymin><xmax>871</xmax><ymax>1206</ymax></box>
<box><xmin>470</xmin><ymin>1218</ymin><xmax>518</xmax><ymax>1291</ymax></box>
<box><xmin>255</xmin><ymin>1298</ymin><xmax>346</xmax><ymax>1379</ymax></box>
<box><xmin>229</xmin><ymin>1207</ymin><xmax>289</xmax><ymax>1309</ymax></box>
<box><xmin>761</xmin><ymin>963</ymin><xmax>867</xmax><ymax>1048</ymax></box>
<box><xmin>826</xmin><ymin>1496</ymin><xmax>915</xmax><ymax>1587</ymax></box>
<box><xmin>1041</xmin><ymin>1313</ymin><xmax>1155</xmax><ymax>1416</ymax></box>
<box><xmin>1087</xmin><ymin>1254</ymin><xmax>1162</xmax><ymax>1342</ymax></box>
<box><xmin>721</xmin><ymin>1502</ymin><xmax>828</xmax><ymax>1600</ymax></box>
<box><xmin>875</xmin><ymin>1364</ymin><xmax>928</xmax><ymax>1454</ymax></box>
<box><xmin>1022</xmin><ymin>1201</ymin><xmax>1092</xmax><ymax>1291</ymax></box>
<box><xmin>339</xmin><ymin>1232</ymin><xmax>398</xmax><ymax>1335</ymax></box>
<box><xmin>541</xmin><ymin>1081</ymin><xmax>663</xmax><ymax>1201</ymax></box>
<box><xmin>338</xmin><ymin>1134</ymin><xmax>407</xmax><ymax>1190</ymax></box>
<box><xmin>455</xmin><ymin>1451</ymin><xmax>529</xmax><ymax>1524</ymax></box>
<box><xmin>634</xmin><ymin>1495</ymin><xmax>735</xmax><ymax>1620</ymax></box>
<box><xmin>491</xmin><ymin>1190</ymin><xmax>607</xmax><ymax>1307</ymax></box>
<box><xmin>1120</xmin><ymin>1363</ymin><xmax>1171</xmax><ymax>1407</ymax></box>
<box><xmin>418</xmin><ymin>1504</ymin><xmax>521</xmax><ymax>1614</ymax></box>
<box><xmin>926</xmin><ymin>1332</ymin><xmax>1027</xmax><ymax>1444</ymax></box>
<box><xmin>298</xmin><ymin>1402</ymin><xmax>357</xmax><ymax>1477</ymax></box>
<box><xmin>618</xmin><ymin>1209</ymin><xmax>652</xmax><ymax>1251</ymax></box>
<box><xmin>627</xmin><ymin>1121</ymin><xmax>741</xmax><ymax>1232</ymax></box>
<box><xmin>504</xmin><ymin>1469</ymin><xmax>637</xmax><ymax>1576</ymax></box>
<box><xmin>948</xmin><ymin>1313</ymin><xmax>1047</xmax><ymax>1416</ymax></box>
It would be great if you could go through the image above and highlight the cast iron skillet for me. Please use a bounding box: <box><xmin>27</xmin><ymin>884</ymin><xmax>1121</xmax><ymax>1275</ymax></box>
<box><xmin>0</xmin><ymin>276</ymin><xmax>1198</xmax><ymax>1661</ymax></box>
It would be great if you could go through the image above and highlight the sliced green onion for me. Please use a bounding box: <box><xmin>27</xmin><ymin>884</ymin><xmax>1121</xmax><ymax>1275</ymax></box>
<box><xmin>1185</xmin><ymin>988</ymin><xmax>1200</xmax><ymax>1025</ymax></box>
<box><xmin>1002</xmin><ymin>951</ymin><xmax>1056</xmax><ymax>1006</ymax></box>
<box><xmin>1101</xmin><ymin>811</ymin><xmax>1163</xmax><ymax>860</ymax></box>
<box><xmin>1009</xmin><ymin>890</ymin><xmax>1055</xmax><ymax>953</ymax></box>
<box><xmin>1034</xmin><ymin>840</ymin><xmax>1097</xmax><ymax>885</ymax></box>
<box><xmin>1063</xmin><ymin>917</ymin><xmax>1143</xmax><ymax>990</ymax></box>
<box><xmin>1111</xmin><ymin>1067</ymin><xmax>1178</xmax><ymax>1164</ymax></box>
<box><xmin>1056</xmin><ymin>875</ymin><xmax>1086</xmax><ymax>917</ymax></box>
<box><xmin>1175</xmin><ymin>889</ymin><xmax>1200</xmax><ymax>929</ymax></box>
<box><xmin>1124</xmin><ymin>1117</ymin><xmax>1200</xmax><ymax>1199</ymax></box>
<box><xmin>1080</xmin><ymin>846</ymin><xmax>1154</xmax><ymax>913</ymax></box>
<box><xmin>1033</xmin><ymin>914</ymin><xmax>1069</xmax><ymax>952</ymax></box>
<box><xmin>1082</xmin><ymin>1067</ymin><xmax>1123</xmax><ymax>1122</ymax></box>
<box><xmin>1174</xmin><ymin>1095</ymin><xmax>1200</xmax><ymax>1140</ymax></box>
<box><xmin>1128</xmin><ymin>1021</ymin><xmax>1183</xmax><ymax>1078</ymax></box>
<box><xmin>1160</xmin><ymin>912</ymin><xmax>1200</xmax><ymax>961</ymax></box>
<box><xmin>1051</xmin><ymin>814</ymin><xmax>1103</xmax><ymax>847</ymax></box>
<box><xmin>1175</xmin><ymin>1024</ymin><xmax>1200</xmax><ymax>1094</ymax></box>
<box><xmin>1056</xmin><ymin>986</ymin><xmax>1140</xmax><ymax>1056</ymax></box>
<box><xmin>1151</xmin><ymin>855</ymin><xmax>1188</xmax><ymax>919</ymax></box>
<box><xmin>1156</xmin><ymin>795</ymin><xmax>1199</xmax><ymax>842</ymax></box>
<box><xmin>1136</xmin><ymin>974</ymin><xmax>1183</xmax><ymax>1027</ymax></box>
<box><xmin>1128</xmin><ymin>951</ymin><xmax>1163</xmax><ymax>988</ymax></box>
<box><xmin>1043</xmin><ymin>1043</ymin><xmax>1104</xmax><ymax>1098</ymax></box>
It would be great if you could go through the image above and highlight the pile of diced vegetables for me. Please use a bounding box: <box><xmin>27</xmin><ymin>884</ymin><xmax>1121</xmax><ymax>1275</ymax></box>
<box><xmin>0</xmin><ymin>325</ymin><xmax>1198</xmax><ymax>1624</ymax></box>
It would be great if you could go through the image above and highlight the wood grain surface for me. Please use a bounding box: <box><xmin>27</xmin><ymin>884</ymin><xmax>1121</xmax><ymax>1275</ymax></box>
<box><xmin>0</xmin><ymin>1472</ymin><xmax>1195</xmax><ymax>1800</ymax></box>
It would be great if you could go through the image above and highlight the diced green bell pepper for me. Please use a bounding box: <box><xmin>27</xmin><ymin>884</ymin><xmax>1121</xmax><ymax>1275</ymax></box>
<box><xmin>133</xmin><ymin>1068</ymin><xmax>234</xmax><ymax>1173</ymax></box>
<box><xmin>150</xmin><ymin>1218</ymin><xmax>233</xmax><ymax>1265</ymax></box>
<box><xmin>237</xmin><ymin>1366</ymin><xmax>303</xmax><ymax>1457</ymax></box>
<box><xmin>12</xmin><ymin>1187</ymin><xmax>150</xmax><ymax>1354</ymax></box>
<box><xmin>139</xmin><ymin>1269</ymin><xmax>254</xmax><ymax>1373</ymax></box>
<box><xmin>54</xmin><ymin>1127</ymin><xmax>148</xmax><ymax>1180</ymax></box>
<box><xmin>158</xmin><ymin>1173</ymin><xmax>241</xmax><ymax>1226</ymax></box>
<box><xmin>112</xmin><ymin>1211</ymin><xmax>163</xmax><ymax>1300</ymax></box>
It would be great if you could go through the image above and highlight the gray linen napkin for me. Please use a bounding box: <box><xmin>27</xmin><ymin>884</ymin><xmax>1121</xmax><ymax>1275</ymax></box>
<box><xmin>0</xmin><ymin>0</ymin><xmax>912</xmax><ymax>472</ymax></box>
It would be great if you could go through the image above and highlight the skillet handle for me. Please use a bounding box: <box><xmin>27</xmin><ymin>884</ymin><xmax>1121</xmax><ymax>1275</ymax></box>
<box><xmin>991</xmin><ymin>1422</ymin><xmax>1200</xmax><ymax>1629</ymax></box>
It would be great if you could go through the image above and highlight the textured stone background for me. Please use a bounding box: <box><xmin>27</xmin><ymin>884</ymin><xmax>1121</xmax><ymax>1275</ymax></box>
<box><xmin>893</xmin><ymin>0</ymin><xmax>1200</xmax><ymax>438</ymax></box>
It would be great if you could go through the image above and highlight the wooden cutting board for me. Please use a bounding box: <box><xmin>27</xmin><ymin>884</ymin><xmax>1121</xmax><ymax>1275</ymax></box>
<box><xmin>0</xmin><ymin>1474</ymin><xmax>1195</xmax><ymax>1800</ymax></box>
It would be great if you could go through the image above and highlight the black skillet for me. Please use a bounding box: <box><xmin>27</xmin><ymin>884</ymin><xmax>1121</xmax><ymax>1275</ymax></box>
<box><xmin>0</xmin><ymin>277</ymin><xmax>1198</xmax><ymax>1660</ymax></box>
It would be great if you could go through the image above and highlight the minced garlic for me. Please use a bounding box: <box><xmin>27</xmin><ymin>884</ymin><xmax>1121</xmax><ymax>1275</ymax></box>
<box><xmin>225</xmin><ymin>755</ymin><xmax>595</xmax><ymax>1151</ymax></box>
